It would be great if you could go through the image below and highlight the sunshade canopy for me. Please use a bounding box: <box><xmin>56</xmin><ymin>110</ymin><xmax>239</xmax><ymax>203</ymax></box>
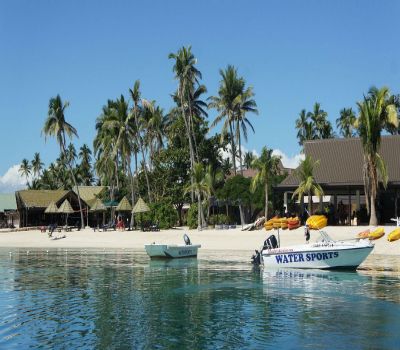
<box><xmin>44</xmin><ymin>201</ymin><xmax>59</xmax><ymax>214</ymax></box>
<box><xmin>116</xmin><ymin>196</ymin><xmax>132</xmax><ymax>212</ymax></box>
<box><xmin>90</xmin><ymin>198</ymin><xmax>106</xmax><ymax>212</ymax></box>
<box><xmin>132</xmin><ymin>197</ymin><xmax>150</xmax><ymax>214</ymax></box>
<box><xmin>104</xmin><ymin>200</ymin><xmax>119</xmax><ymax>207</ymax></box>
<box><xmin>58</xmin><ymin>199</ymin><xmax>74</xmax><ymax>214</ymax></box>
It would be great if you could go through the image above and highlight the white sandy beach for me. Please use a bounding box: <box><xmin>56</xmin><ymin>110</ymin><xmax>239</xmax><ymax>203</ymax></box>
<box><xmin>0</xmin><ymin>225</ymin><xmax>399</xmax><ymax>256</ymax></box>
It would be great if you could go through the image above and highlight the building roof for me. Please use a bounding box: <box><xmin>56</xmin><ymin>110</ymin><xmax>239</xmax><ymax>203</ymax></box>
<box><xmin>73</xmin><ymin>186</ymin><xmax>106</xmax><ymax>202</ymax></box>
<box><xmin>16</xmin><ymin>190</ymin><xmax>70</xmax><ymax>209</ymax></box>
<box><xmin>279</xmin><ymin>135</ymin><xmax>400</xmax><ymax>188</ymax></box>
<box><xmin>0</xmin><ymin>193</ymin><xmax>17</xmax><ymax>211</ymax></box>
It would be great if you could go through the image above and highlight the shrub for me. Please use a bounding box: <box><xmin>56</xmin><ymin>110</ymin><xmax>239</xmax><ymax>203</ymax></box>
<box><xmin>209</xmin><ymin>214</ymin><xmax>230</xmax><ymax>225</ymax></box>
<box><xmin>187</xmin><ymin>203</ymin><xmax>199</xmax><ymax>229</ymax></box>
<box><xmin>140</xmin><ymin>201</ymin><xmax>178</xmax><ymax>229</ymax></box>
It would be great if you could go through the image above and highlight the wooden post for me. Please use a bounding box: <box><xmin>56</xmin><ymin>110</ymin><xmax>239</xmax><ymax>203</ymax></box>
<box><xmin>348</xmin><ymin>188</ymin><xmax>351</xmax><ymax>226</ymax></box>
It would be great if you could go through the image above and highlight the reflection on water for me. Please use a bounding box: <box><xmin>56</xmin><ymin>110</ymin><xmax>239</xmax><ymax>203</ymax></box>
<box><xmin>0</xmin><ymin>249</ymin><xmax>400</xmax><ymax>349</ymax></box>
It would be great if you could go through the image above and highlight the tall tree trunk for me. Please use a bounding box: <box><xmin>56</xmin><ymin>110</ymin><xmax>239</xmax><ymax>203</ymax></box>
<box><xmin>134</xmin><ymin>107</ymin><xmax>152</xmax><ymax>202</ymax></box>
<box><xmin>180</xmin><ymin>95</ymin><xmax>195</xmax><ymax>203</ymax></box>
<box><xmin>369</xmin><ymin>194</ymin><xmax>378</xmax><ymax>226</ymax></box>
<box><xmin>237</xmin><ymin>121</ymin><xmax>243</xmax><ymax>176</ymax></box>
<box><xmin>229</xmin><ymin>120</ymin><xmax>237</xmax><ymax>175</ymax></box>
<box><xmin>197</xmin><ymin>193</ymin><xmax>202</xmax><ymax>231</ymax></box>
<box><xmin>239</xmin><ymin>204</ymin><xmax>245</xmax><ymax>227</ymax></box>
<box><xmin>62</xmin><ymin>140</ymin><xmax>85</xmax><ymax>229</ymax></box>
<box><xmin>308</xmin><ymin>194</ymin><xmax>312</xmax><ymax>216</ymax></box>
<box><xmin>264</xmin><ymin>183</ymin><xmax>269</xmax><ymax>219</ymax></box>
<box><xmin>128</xmin><ymin>158</ymin><xmax>136</xmax><ymax>229</ymax></box>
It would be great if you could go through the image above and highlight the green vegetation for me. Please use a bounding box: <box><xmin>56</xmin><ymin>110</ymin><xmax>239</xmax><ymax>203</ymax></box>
<box><xmin>292</xmin><ymin>155</ymin><xmax>324</xmax><ymax>215</ymax></box>
<box><xmin>356</xmin><ymin>86</ymin><xmax>399</xmax><ymax>225</ymax></box>
<box><xmin>18</xmin><ymin>45</ymin><xmax>400</xmax><ymax>227</ymax></box>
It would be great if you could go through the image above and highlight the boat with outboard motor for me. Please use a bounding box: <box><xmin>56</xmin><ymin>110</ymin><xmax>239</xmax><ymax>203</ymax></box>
<box><xmin>145</xmin><ymin>234</ymin><xmax>201</xmax><ymax>259</ymax></box>
<box><xmin>252</xmin><ymin>229</ymin><xmax>374</xmax><ymax>270</ymax></box>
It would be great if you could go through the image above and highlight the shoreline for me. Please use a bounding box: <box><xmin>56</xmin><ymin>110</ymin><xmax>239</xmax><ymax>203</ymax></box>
<box><xmin>1</xmin><ymin>225</ymin><xmax>399</xmax><ymax>252</ymax></box>
<box><xmin>1</xmin><ymin>225</ymin><xmax>399</xmax><ymax>272</ymax></box>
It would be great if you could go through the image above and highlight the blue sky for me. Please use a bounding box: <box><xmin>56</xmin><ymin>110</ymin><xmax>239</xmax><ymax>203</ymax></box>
<box><xmin>0</xmin><ymin>0</ymin><xmax>399</xmax><ymax>191</ymax></box>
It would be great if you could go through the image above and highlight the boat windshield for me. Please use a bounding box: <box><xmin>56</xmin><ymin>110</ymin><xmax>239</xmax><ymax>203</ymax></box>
<box><xmin>317</xmin><ymin>230</ymin><xmax>334</xmax><ymax>243</ymax></box>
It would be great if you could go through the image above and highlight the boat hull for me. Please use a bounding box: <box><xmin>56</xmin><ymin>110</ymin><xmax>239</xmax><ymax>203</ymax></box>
<box><xmin>261</xmin><ymin>242</ymin><xmax>373</xmax><ymax>270</ymax></box>
<box><xmin>145</xmin><ymin>244</ymin><xmax>201</xmax><ymax>259</ymax></box>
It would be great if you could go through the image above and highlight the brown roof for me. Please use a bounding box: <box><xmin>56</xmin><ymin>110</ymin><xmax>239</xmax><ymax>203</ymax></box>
<box><xmin>16</xmin><ymin>190</ymin><xmax>70</xmax><ymax>209</ymax></box>
<box><xmin>279</xmin><ymin>135</ymin><xmax>400</xmax><ymax>188</ymax></box>
<box><xmin>73</xmin><ymin>186</ymin><xmax>106</xmax><ymax>202</ymax></box>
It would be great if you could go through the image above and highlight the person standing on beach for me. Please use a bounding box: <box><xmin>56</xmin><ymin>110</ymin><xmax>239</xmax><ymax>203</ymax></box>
<box><xmin>304</xmin><ymin>224</ymin><xmax>310</xmax><ymax>243</ymax></box>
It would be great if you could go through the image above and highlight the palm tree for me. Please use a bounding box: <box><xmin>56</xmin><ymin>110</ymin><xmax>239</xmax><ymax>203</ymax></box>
<box><xmin>31</xmin><ymin>152</ymin><xmax>44</xmax><ymax>178</ymax></box>
<box><xmin>336</xmin><ymin>108</ymin><xmax>356</xmax><ymax>138</ymax></box>
<box><xmin>184</xmin><ymin>163</ymin><xmax>209</xmax><ymax>230</ymax></box>
<box><xmin>250</xmin><ymin>147</ymin><xmax>281</xmax><ymax>219</ymax></box>
<box><xmin>94</xmin><ymin>101</ymin><xmax>119</xmax><ymax>199</ymax></box>
<box><xmin>295</xmin><ymin>109</ymin><xmax>314</xmax><ymax>146</ymax></box>
<box><xmin>209</xmin><ymin>65</ymin><xmax>243</xmax><ymax>175</ymax></box>
<box><xmin>244</xmin><ymin>151</ymin><xmax>255</xmax><ymax>169</ymax></box>
<box><xmin>233</xmin><ymin>85</ymin><xmax>258</xmax><ymax>174</ymax></box>
<box><xmin>291</xmin><ymin>155</ymin><xmax>324</xmax><ymax>215</ymax></box>
<box><xmin>169</xmin><ymin>46</ymin><xmax>202</xmax><ymax>201</ymax></box>
<box><xmin>204</xmin><ymin>165</ymin><xmax>224</xmax><ymax>220</ymax></box>
<box><xmin>78</xmin><ymin>144</ymin><xmax>93</xmax><ymax>185</ymax></box>
<box><xmin>129</xmin><ymin>80</ymin><xmax>152</xmax><ymax>202</ymax></box>
<box><xmin>42</xmin><ymin>94</ymin><xmax>85</xmax><ymax>228</ymax></box>
<box><xmin>308</xmin><ymin>102</ymin><xmax>334</xmax><ymax>139</ymax></box>
<box><xmin>19</xmin><ymin>159</ymin><xmax>31</xmax><ymax>186</ymax></box>
<box><xmin>356</xmin><ymin>86</ymin><xmax>398</xmax><ymax>225</ymax></box>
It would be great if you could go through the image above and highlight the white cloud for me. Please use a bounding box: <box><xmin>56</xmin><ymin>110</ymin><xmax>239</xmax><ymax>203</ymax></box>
<box><xmin>272</xmin><ymin>149</ymin><xmax>304</xmax><ymax>169</ymax></box>
<box><xmin>0</xmin><ymin>165</ymin><xmax>29</xmax><ymax>193</ymax></box>
<box><xmin>220</xmin><ymin>145</ymin><xmax>303</xmax><ymax>169</ymax></box>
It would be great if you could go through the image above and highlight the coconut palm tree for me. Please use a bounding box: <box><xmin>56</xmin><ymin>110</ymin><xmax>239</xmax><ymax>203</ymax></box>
<box><xmin>169</xmin><ymin>46</ymin><xmax>202</xmax><ymax>201</ymax></box>
<box><xmin>94</xmin><ymin>101</ymin><xmax>119</xmax><ymax>196</ymax></box>
<box><xmin>295</xmin><ymin>109</ymin><xmax>313</xmax><ymax>146</ymax></box>
<box><xmin>308</xmin><ymin>102</ymin><xmax>334</xmax><ymax>139</ymax></box>
<box><xmin>244</xmin><ymin>151</ymin><xmax>255</xmax><ymax>169</ymax></box>
<box><xmin>233</xmin><ymin>85</ymin><xmax>258</xmax><ymax>174</ymax></box>
<box><xmin>19</xmin><ymin>159</ymin><xmax>31</xmax><ymax>186</ymax></box>
<box><xmin>336</xmin><ymin>108</ymin><xmax>356</xmax><ymax>138</ymax></box>
<box><xmin>129</xmin><ymin>80</ymin><xmax>152</xmax><ymax>202</ymax></box>
<box><xmin>42</xmin><ymin>94</ymin><xmax>85</xmax><ymax>228</ymax></box>
<box><xmin>31</xmin><ymin>152</ymin><xmax>44</xmax><ymax>178</ymax></box>
<box><xmin>291</xmin><ymin>155</ymin><xmax>324</xmax><ymax>215</ymax></box>
<box><xmin>209</xmin><ymin>65</ymin><xmax>243</xmax><ymax>175</ymax></box>
<box><xmin>184</xmin><ymin>163</ymin><xmax>209</xmax><ymax>230</ymax></box>
<box><xmin>204</xmin><ymin>165</ymin><xmax>224</xmax><ymax>220</ymax></box>
<box><xmin>356</xmin><ymin>86</ymin><xmax>398</xmax><ymax>225</ymax></box>
<box><xmin>78</xmin><ymin>144</ymin><xmax>93</xmax><ymax>185</ymax></box>
<box><xmin>250</xmin><ymin>147</ymin><xmax>281</xmax><ymax>219</ymax></box>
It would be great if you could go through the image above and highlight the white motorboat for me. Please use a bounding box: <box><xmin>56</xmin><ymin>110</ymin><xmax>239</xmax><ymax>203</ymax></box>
<box><xmin>252</xmin><ymin>230</ymin><xmax>374</xmax><ymax>270</ymax></box>
<box><xmin>145</xmin><ymin>234</ymin><xmax>201</xmax><ymax>259</ymax></box>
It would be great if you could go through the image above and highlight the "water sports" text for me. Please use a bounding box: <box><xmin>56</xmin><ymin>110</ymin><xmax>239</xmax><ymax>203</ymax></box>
<box><xmin>275</xmin><ymin>252</ymin><xmax>339</xmax><ymax>264</ymax></box>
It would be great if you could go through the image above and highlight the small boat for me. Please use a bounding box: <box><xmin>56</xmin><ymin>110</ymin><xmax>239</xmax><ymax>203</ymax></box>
<box><xmin>251</xmin><ymin>230</ymin><xmax>374</xmax><ymax>270</ymax></box>
<box><xmin>145</xmin><ymin>234</ymin><xmax>201</xmax><ymax>259</ymax></box>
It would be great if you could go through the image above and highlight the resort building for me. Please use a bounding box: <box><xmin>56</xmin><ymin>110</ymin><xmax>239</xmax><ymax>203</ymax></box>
<box><xmin>15</xmin><ymin>186</ymin><xmax>107</xmax><ymax>227</ymax></box>
<box><xmin>0</xmin><ymin>193</ymin><xmax>18</xmax><ymax>228</ymax></box>
<box><xmin>278</xmin><ymin>135</ymin><xmax>400</xmax><ymax>225</ymax></box>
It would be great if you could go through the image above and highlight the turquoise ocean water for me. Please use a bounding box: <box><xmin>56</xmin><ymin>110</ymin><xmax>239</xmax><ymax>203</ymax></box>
<box><xmin>0</xmin><ymin>248</ymin><xmax>399</xmax><ymax>349</ymax></box>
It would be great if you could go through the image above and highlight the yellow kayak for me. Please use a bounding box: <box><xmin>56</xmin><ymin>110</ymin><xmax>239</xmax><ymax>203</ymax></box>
<box><xmin>388</xmin><ymin>228</ymin><xmax>400</xmax><ymax>242</ymax></box>
<box><xmin>306</xmin><ymin>215</ymin><xmax>328</xmax><ymax>230</ymax></box>
<box><xmin>368</xmin><ymin>228</ymin><xmax>385</xmax><ymax>240</ymax></box>
<box><xmin>264</xmin><ymin>224</ymin><xmax>273</xmax><ymax>231</ymax></box>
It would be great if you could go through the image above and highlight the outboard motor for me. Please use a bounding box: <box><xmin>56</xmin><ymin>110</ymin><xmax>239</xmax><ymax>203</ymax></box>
<box><xmin>251</xmin><ymin>250</ymin><xmax>262</xmax><ymax>265</ymax></box>
<box><xmin>263</xmin><ymin>234</ymin><xmax>279</xmax><ymax>250</ymax></box>
<box><xmin>183</xmin><ymin>234</ymin><xmax>191</xmax><ymax>246</ymax></box>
